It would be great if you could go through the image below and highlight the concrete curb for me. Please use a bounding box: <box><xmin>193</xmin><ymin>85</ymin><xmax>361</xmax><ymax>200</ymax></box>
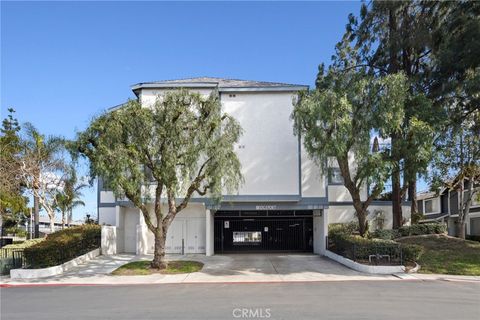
<box><xmin>406</xmin><ymin>262</ymin><xmax>421</xmax><ymax>273</ymax></box>
<box><xmin>325</xmin><ymin>250</ymin><xmax>405</xmax><ymax>274</ymax></box>
<box><xmin>10</xmin><ymin>248</ymin><xmax>101</xmax><ymax>280</ymax></box>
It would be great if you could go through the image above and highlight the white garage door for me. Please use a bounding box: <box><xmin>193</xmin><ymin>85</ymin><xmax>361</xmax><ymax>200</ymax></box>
<box><xmin>165</xmin><ymin>219</ymin><xmax>184</xmax><ymax>253</ymax></box>
<box><xmin>153</xmin><ymin>217</ymin><xmax>206</xmax><ymax>254</ymax></box>
<box><xmin>185</xmin><ymin>218</ymin><xmax>206</xmax><ymax>253</ymax></box>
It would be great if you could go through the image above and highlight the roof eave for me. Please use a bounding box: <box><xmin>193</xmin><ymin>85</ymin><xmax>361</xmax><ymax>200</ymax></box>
<box><xmin>131</xmin><ymin>83</ymin><xmax>309</xmax><ymax>93</ymax></box>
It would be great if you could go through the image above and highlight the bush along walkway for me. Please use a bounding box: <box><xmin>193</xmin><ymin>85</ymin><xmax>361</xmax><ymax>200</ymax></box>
<box><xmin>23</xmin><ymin>225</ymin><xmax>101</xmax><ymax>269</ymax></box>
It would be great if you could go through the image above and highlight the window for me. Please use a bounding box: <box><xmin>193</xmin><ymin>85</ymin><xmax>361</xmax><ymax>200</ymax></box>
<box><xmin>425</xmin><ymin>200</ymin><xmax>433</xmax><ymax>213</ymax></box>
<box><xmin>232</xmin><ymin>232</ymin><xmax>262</xmax><ymax>245</ymax></box>
<box><xmin>328</xmin><ymin>168</ymin><xmax>344</xmax><ymax>185</ymax></box>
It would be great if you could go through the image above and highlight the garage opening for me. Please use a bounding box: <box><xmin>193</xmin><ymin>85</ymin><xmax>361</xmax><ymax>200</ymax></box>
<box><xmin>214</xmin><ymin>210</ymin><xmax>313</xmax><ymax>253</ymax></box>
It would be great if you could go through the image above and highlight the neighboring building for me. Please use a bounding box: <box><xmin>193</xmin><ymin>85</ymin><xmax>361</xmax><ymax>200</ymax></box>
<box><xmin>417</xmin><ymin>181</ymin><xmax>480</xmax><ymax>236</ymax></box>
<box><xmin>99</xmin><ymin>77</ymin><xmax>412</xmax><ymax>256</ymax></box>
<box><xmin>37</xmin><ymin>216</ymin><xmax>83</xmax><ymax>234</ymax></box>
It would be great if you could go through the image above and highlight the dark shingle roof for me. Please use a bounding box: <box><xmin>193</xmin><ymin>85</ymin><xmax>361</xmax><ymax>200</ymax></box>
<box><xmin>131</xmin><ymin>77</ymin><xmax>308</xmax><ymax>92</ymax></box>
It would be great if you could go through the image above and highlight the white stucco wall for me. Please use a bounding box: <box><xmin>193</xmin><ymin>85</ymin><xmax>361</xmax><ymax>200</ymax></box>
<box><xmin>301</xmin><ymin>140</ymin><xmax>325</xmax><ymax>197</ymax></box>
<box><xmin>100</xmin><ymin>191</ymin><xmax>115</xmax><ymax>203</ymax></box>
<box><xmin>98</xmin><ymin>207</ymin><xmax>116</xmax><ymax>226</ymax></box>
<box><xmin>135</xmin><ymin>89</ymin><xmax>306</xmax><ymax>197</ymax></box>
<box><xmin>222</xmin><ymin>92</ymin><xmax>300</xmax><ymax>195</ymax></box>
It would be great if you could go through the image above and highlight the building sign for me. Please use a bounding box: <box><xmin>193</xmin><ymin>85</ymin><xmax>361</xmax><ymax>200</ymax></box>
<box><xmin>224</xmin><ymin>221</ymin><xmax>230</xmax><ymax>228</ymax></box>
<box><xmin>255</xmin><ymin>205</ymin><xmax>277</xmax><ymax>210</ymax></box>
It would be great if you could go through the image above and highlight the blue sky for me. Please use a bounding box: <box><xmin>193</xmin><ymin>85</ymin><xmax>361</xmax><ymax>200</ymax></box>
<box><xmin>2</xmin><ymin>1</ymin><xmax>372</xmax><ymax>220</ymax></box>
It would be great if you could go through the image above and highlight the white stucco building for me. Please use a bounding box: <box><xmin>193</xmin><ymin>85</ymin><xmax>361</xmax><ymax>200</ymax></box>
<box><xmin>99</xmin><ymin>77</ymin><xmax>411</xmax><ymax>256</ymax></box>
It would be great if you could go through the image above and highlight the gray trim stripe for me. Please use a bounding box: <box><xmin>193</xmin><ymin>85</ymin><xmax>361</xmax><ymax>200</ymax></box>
<box><xmin>131</xmin><ymin>84</ymin><xmax>308</xmax><ymax>93</ymax></box>
<box><xmin>221</xmin><ymin>195</ymin><xmax>301</xmax><ymax>202</ymax></box>
<box><xmin>98</xmin><ymin>203</ymin><xmax>116</xmax><ymax>208</ymax></box>
<box><xmin>328</xmin><ymin>201</ymin><xmax>412</xmax><ymax>206</ymax></box>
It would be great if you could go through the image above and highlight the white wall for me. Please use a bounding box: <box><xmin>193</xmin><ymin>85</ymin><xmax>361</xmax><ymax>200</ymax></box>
<box><xmin>222</xmin><ymin>92</ymin><xmax>300</xmax><ymax>195</ymax></box>
<box><xmin>98</xmin><ymin>207</ymin><xmax>116</xmax><ymax>226</ymax></box>
<box><xmin>139</xmin><ymin>89</ymin><xmax>304</xmax><ymax>197</ymax></box>
<box><xmin>100</xmin><ymin>191</ymin><xmax>115</xmax><ymax>203</ymax></box>
<box><xmin>301</xmin><ymin>140</ymin><xmax>325</xmax><ymax>197</ymax></box>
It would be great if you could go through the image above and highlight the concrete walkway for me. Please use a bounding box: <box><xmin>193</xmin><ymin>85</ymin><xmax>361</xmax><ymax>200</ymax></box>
<box><xmin>2</xmin><ymin>253</ymin><xmax>479</xmax><ymax>286</ymax></box>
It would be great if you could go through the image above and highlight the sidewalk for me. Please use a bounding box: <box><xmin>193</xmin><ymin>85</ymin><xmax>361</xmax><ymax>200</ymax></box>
<box><xmin>395</xmin><ymin>272</ymin><xmax>480</xmax><ymax>282</ymax></box>
<box><xmin>2</xmin><ymin>254</ymin><xmax>479</xmax><ymax>286</ymax></box>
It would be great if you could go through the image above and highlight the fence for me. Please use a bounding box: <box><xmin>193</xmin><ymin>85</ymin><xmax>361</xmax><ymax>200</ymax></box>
<box><xmin>327</xmin><ymin>236</ymin><xmax>404</xmax><ymax>266</ymax></box>
<box><xmin>0</xmin><ymin>248</ymin><xmax>25</xmax><ymax>275</ymax></box>
<box><xmin>0</xmin><ymin>235</ymin><xmax>101</xmax><ymax>274</ymax></box>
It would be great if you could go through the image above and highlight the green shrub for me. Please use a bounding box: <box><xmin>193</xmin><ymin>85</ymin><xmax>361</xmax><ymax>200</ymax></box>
<box><xmin>23</xmin><ymin>225</ymin><xmax>101</xmax><ymax>269</ymax></box>
<box><xmin>371</xmin><ymin>229</ymin><xmax>400</xmax><ymax>240</ymax></box>
<box><xmin>4</xmin><ymin>227</ymin><xmax>27</xmax><ymax>237</ymax></box>
<box><xmin>328</xmin><ymin>222</ymin><xmax>359</xmax><ymax>238</ymax></box>
<box><xmin>2</xmin><ymin>238</ymin><xmax>44</xmax><ymax>250</ymax></box>
<box><xmin>400</xmin><ymin>243</ymin><xmax>424</xmax><ymax>262</ymax></box>
<box><xmin>398</xmin><ymin>223</ymin><xmax>446</xmax><ymax>237</ymax></box>
<box><xmin>0</xmin><ymin>257</ymin><xmax>14</xmax><ymax>275</ymax></box>
<box><xmin>329</xmin><ymin>232</ymin><xmax>422</xmax><ymax>264</ymax></box>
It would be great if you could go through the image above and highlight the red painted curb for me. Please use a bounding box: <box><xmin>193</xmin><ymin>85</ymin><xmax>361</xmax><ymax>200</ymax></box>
<box><xmin>0</xmin><ymin>278</ymin><xmax>430</xmax><ymax>288</ymax></box>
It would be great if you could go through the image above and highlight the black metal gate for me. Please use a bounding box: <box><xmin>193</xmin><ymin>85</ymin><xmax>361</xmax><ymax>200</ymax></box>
<box><xmin>214</xmin><ymin>211</ymin><xmax>313</xmax><ymax>253</ymax></box>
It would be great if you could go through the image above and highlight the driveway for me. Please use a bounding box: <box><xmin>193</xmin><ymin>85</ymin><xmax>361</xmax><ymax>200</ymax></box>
<box><xmin>3</xmin><ymin>253</ymin><xmax>398</xmax><ymax>285</ymax></box>
<box><xmin>179</xmin><ymin>253</ymin><xmax>393</xmax><ymax>282</ymax></box>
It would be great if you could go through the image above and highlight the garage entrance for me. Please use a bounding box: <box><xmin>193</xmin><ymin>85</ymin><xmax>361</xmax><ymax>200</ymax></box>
<box><xmin>214</xmin><ymin>210</ymin><xmax>313</xmax><ymax>253</ymax></box>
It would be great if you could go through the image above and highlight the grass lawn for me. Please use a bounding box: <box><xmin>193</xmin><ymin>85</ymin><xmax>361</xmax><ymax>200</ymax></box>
<box><xmin>397</xmin><ymin>234</ymin><xmax>480</xmax><ymax>276</ymax></box>
<box><xmin>111</xmin><ymin>260</ymin><xmax>204</xmax><ymax>276</ymax></box>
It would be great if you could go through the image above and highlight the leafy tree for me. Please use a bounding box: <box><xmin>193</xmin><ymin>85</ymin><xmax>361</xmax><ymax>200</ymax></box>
<box><xmin>431</xmin><ymin>112</ymin><xmax>480</xmax><ymax>239</ymax></box>
<box><xmin>19</xmin><ymin>123</ymin><xmax>66</xmax><ymax>234</ymax></box>
<box><xmin>0</xmin><ymin>108</ymin><xmax>28</xmax><ymax>231</ymax></box>
<box><xmin>75</xmin><ymin>89</ymin><xmax>242</xmax><ymax>269</ymax></box>
<box><xmin>293</xmin><ymin>38</ymin><xmax>410</xmax><ymax>236</ymax></box>
<box><xmin>346</xmin><ymin>1</ymin><xmax>443</xmax><ymax>227</ymax></box>
<box><xmin>56</xmin><ymin>165</ymin><xmax>87</xmax><ymax>228</ymax></box>
<box><xmin>429</xmin><ymin>1</ymin><xmax>480</xmax><ymax>126</ymax></box>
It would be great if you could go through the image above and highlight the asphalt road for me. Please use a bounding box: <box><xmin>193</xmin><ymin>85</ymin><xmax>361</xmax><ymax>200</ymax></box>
<box><xmin>1</xmin><ymin>280</ymin><xmax>479</xmax><ymax>320</ymax></box>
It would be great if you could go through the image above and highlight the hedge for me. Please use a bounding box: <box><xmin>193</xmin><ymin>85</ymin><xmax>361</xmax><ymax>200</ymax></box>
<box><xmin>23</xmin><ymin>225</ymin><xmax>101</xmax><ymax>269</ymax></box>
<box><xmin>398</xmin><ymin>223</ymin><xmax>447</xmax><ymax>237</ymax></box>
<box><xmin>372</xmin><ymin>223</ymin><xmax>447</xmax><ymax>240</ymax></box>
<box><xmin>329</xmin><ymin>230</ymin><xmax>423</xmax><ymax>263</ymax></box>
<box><xmin>328</xmin><ymin>222</ymin><xmax>359</xmax><ymax>238</ymax></box>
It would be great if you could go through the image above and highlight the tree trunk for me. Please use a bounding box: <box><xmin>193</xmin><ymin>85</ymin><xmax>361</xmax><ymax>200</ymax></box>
<box><xmin>49</xmin><ymin>218</ymin><xmax>55</xmax><ymax>233</ymax></box>
<box><xmin>408</xmin><ymin>178</ymin><xmax>418</xmax><ymax>223</ymax></box>
<box><xmin>457</xmin><ymin>220</ymin><xmax>466</xmax><ymax>240</ymax></box>
<box><xmin>62</xmin><ymin>211</ymin><xmax>66</xmax><ymax>229</ymax></box>
<box><xmin>34</xmin><ymin>195</ymin><xmax>40</xmax><ymax>238</ymax></box>
<box><xmin>151</xmin><ymin>229</ymin><xmax>167</xmax><ymax>269</ymax></box>
<box><xmin>356</xmin><ymin>208</ymin><xmax>368</xmax><ymax>237</ymax></box>
<box><xmin>392</xmin><ymin>164</ymin><xmax>403</xmax><ymax>229</ymax></box>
